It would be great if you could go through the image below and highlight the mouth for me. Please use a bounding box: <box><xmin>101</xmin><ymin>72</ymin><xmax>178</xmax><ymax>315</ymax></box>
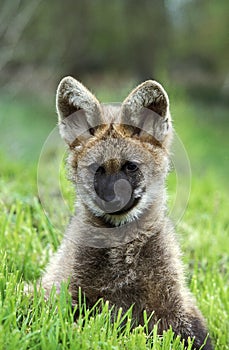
<box><xmin>107</xmin><ymin>197</ymin><xmax>140</xmax><ymax>215</ymax></box>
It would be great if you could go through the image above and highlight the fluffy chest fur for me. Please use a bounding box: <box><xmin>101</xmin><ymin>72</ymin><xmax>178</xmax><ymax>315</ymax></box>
<box><xmin>70</xmin><ymin>223</ymin><xmax>183</xmax><ymax>316</ymax></box>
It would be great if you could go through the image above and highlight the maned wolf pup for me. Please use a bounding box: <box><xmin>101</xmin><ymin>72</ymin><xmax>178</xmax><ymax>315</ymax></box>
<box><xmin>42</xmin><ymin>77</ymin><xmax>212</xmax><ymax>349</ymax></box>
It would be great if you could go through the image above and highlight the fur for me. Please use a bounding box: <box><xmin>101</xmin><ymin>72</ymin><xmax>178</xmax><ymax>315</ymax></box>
<box><xmin>41</xmin><ymin>77</ymin><xmax>213</xmax><ymax>349</ymax></box>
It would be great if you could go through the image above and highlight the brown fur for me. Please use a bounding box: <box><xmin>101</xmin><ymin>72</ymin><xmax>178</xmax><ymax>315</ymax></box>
<box><xmin>41</xmin><ymin>77</ymin><xmax>213</xmax><ymax>349</ymax></box>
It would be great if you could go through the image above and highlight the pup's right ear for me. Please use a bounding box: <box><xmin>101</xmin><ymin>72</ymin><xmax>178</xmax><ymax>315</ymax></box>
<box><xmin>56</xmin><ymin>76</ymin><xmax>103</xmax><ymax>146</ymax></box>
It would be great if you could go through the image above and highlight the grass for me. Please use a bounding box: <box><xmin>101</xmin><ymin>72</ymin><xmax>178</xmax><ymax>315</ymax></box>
<box><xmin>0</xmin><ymin>90</ymin><xmax>228</xmax><ymax>349</ymax></box>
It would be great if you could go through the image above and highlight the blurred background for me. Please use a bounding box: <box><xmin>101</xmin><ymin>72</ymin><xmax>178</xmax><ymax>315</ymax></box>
<box><xmin>1</xmin><ymin>0</ymin><xmax>228</xmax><ymax>100</ymax></box>
<box><xmin>0</xmin><ymin>0</ymin><xmax>228</xmax><ymax>197</ymax></box>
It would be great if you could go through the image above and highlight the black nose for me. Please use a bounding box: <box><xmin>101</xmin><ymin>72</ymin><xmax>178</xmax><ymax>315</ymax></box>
<box><xmin>94</xmin><ymin>167</ymin><xmax>124</xmax><ymax>202</ymax></box>
<box><xmin>94</xmin><ymin>166</ymin><xmax>134</xmax><ymax>213</ymax></box>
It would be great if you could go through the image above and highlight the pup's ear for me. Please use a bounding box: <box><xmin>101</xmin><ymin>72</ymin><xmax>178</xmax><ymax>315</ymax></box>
<box><xmin>56</xmin><ymin>76</ymin><xmax>103</xmax><ymax>145</ymax></box>
<box><xmin>121</xmin><ymin>80</ymin><xmax>172</xmax><ymax>147</ymax></box>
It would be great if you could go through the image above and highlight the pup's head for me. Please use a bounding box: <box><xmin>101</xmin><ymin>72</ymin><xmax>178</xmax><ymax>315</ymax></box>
<box><xmin>57</xmin><ymin>77</ymin><xmax>172</xmax><ymax>226</ymax></box>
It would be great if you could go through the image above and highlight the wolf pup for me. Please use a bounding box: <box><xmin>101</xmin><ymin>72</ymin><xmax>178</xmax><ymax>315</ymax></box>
<box><xmin>41</xmin><ymin>77</ymin><xmax>212</xmax><ymax>349</ymax></box>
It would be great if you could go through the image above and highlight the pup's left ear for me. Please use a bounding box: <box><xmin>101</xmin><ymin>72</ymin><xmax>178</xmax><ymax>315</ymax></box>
<box><xmin>121</xmin><ymin>80</ymin><xmax>172</xmax><ymax>147</ymax></box>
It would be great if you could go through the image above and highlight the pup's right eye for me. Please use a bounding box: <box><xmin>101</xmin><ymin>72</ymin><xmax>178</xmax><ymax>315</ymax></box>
<box><xmin>96</xmin><ymin>166</ymin><xmax>105</xmax><ymax>174</ymax></box>
<box><xmin>88</xmin><ymin>162</ymin><xmax>101</xmax><ymax>173</ymax></box>
<box><xmin>89</xmin><ymin>127</ymin><xmax>95</xmax><ymax>136</ymax></box>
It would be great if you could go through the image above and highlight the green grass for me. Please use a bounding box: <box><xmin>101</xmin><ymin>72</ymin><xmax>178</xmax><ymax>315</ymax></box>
<box><xmin>0</xmin><ymin>91</ymin><xmax>228</xmax><ymax>349</ymax></box>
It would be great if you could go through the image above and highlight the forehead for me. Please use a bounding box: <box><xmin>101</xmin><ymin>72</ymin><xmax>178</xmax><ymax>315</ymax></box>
<box><xmin>82</xmin><ymin>136</ymin><xmax>161</xmax><ymax>167</ymax></box>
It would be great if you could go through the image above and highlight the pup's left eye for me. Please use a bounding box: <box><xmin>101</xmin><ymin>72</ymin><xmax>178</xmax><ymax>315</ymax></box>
<box><xmin>124</xmin><ymin>161</ymin><xmax>139</xmax><ymax>173</ymax></box>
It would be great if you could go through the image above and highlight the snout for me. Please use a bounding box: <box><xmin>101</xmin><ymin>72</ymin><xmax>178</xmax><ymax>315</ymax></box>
<box><xmin>94</xmin><ymin>168</ymin><xmax>134</xmax><ymax>214</ymax></box>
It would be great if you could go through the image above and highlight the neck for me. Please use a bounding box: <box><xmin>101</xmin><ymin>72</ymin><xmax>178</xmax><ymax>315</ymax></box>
<box><xmin>69</xmin><ymin>197</ymin><xmax>167</xmax><ymax>249</ymax></box>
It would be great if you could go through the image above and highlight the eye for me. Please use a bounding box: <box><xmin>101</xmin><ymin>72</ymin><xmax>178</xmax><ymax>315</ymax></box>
<box><xmin>124</xmin><ymin>161</ymin><xmax>139</xmax><ymax>173</ymax></box>
<box><xmin>88</xmin><ymin>163</ymin><xmax>104</xmax><ymax>174</ymax></box>
<box><xmin>96</xmin><ymin>165</ymin><xmax>105</xmax><ymax>174</ymax></box>
<box><xmin>89</xmin><ymin>127</ymin><xmax>95</xmax><ymax>136</ymax></box>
